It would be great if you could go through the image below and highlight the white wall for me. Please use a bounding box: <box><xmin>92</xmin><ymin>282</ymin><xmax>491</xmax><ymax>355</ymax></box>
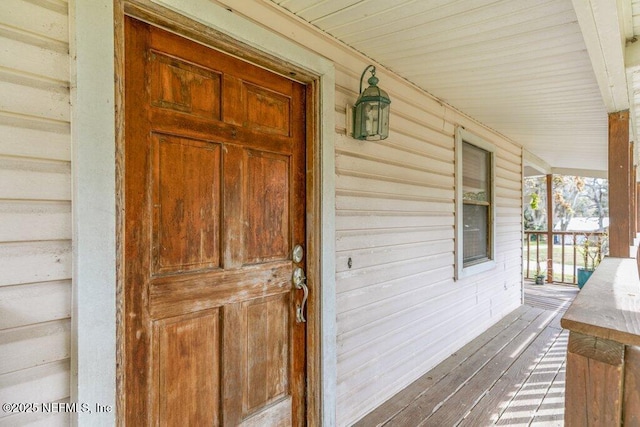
<box><xmin>210</xmin><ymin>2</ymin><xmax>523</xmax><ymax>425</ymax></box>
<box><xmin>334</xmin><ymin>76</ymin><xmax>523</xmax><ymax>425</ymax></box>
<box><xmin>0</xmin><ymin>0</ymin><xmax>72</xmax><ymax>425</ymax></box>
<box><xmin>0</xmin><ymin>1</ymin><xmax>523</xmax><ymax>426</ymax></box>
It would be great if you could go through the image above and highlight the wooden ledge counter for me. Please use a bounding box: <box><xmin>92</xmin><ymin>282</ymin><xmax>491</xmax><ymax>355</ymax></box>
<box><xmin>561</xmin><ymin>257</ymin><xmax>640</xmax><ymax>345</ymax></box>
<box><xmin>561</xmin><ymin>257</ymin><xmax>640</xmax><ymax>426</ymax></box>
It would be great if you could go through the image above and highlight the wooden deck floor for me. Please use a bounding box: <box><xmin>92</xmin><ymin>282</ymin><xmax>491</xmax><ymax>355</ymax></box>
<box><xmin>355</xmin><ymin>282</ymin><xmax>579</xmax><ymax>427</ymax></box>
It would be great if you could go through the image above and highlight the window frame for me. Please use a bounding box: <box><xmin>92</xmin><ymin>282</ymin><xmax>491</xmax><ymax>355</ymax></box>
<box><xmin>455</xmin><ymin>127</ymin><xmax>497</xmax><ymax>280</ymax></box>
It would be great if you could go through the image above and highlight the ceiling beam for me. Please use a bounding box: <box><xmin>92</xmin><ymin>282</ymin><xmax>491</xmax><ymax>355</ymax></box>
<box><xmin>525</xmin><ymin>149</ymin><xmax>609</xmax><ymax>178</ymax></box>
<box><xmin>551</xmin><ymin>167</ymin><xmax>608</xmax><ymax>179</ymax></box>
<box><xmin>523</xmin><ymin>150</ymin><xmax>552</xmax><ymax>176</ymax></box>
<box><xmin>572</xmin><ymin>0</ymin><xmax>629</xmax><ymax>113</ymax></box>
<box><xmin>617</xmin><ymin>0</ymin><xmax>634</xmax><ymax>41</ymax></box>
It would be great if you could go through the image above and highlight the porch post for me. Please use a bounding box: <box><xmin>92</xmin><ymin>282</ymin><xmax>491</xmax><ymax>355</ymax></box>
<box><xmin>630</xmin><ymin>144</ymin><xmax>636</xmax><ymax>242</ymax></box>
<box><xmin>633</xmin><ymin>163</ymin><xmax>637</xmax><ymax>239</ymax></box>
<box><xmin>637</xmin><ymin>181</ymin><xmax>640</xmax><ymax>233</ymax></box>
<box><xmin>608</xmin><ymin>111</ymin><xmax>632</xmax><ymax>258</ymax></box>
<box><xmin>546</xmin><ymin>174</ymin><xmax>554</xmax><ymax>282</ymax></box>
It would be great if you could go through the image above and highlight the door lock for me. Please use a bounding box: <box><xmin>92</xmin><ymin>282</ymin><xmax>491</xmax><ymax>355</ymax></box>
<box><xmin>293</xmin><ymin>267</ymin><xmax>308</xmax><ymax>323</ymax></box>
<box><xmin>292</xmin><ymin>244</ymin><xmax>304</xmax><ymax>263</ymax></box>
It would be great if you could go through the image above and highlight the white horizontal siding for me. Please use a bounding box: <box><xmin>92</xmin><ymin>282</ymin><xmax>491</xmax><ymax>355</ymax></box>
<box><xmin>0</xmin><ymin>0</ymin><xmax>69</xmax><ymax>43</ymax></box>
<box><xmin>0</xmin><ymin>241</ymin><xmax>71</xmax><ymax>287</ymax></box>
<box><xmin>0</xmin><ymin>158</ymin><xmax>71</xmax><ymax>201</ymax></box>
<box><xmin>0</xmin><ymin>1</ymin><xmax>71</xmax><ymax>424</ymax></box>
<box><xmin>0</xmin><ymin>201</ymin><xmax>71</xmax><ymax>242</ymax></box>
<box><xmin>0</xmin><ymin>360</ymin><xmax>70</xmax><ymax>414</ymax></box>
<box><xmin>0</xmin><ymin>2</ymin><xmax>526</xmax><ymax>427</ymax></box>
<box><xmin>0</xmin><ymin>124</ymin><xmax>70</xmax><ymax>161</ymax></box>
<box><xmin>0</xmin><ymin>410</ymin><xmax>69</xmax><ymax>427</ymax></box>
<box><xmin>0</xmin><ymin>82</ymin><xmax>69</xmax><ymax>123</ymax></box>
<box><xmin>0</xmin><ymin>37</ymin><xmax>70</xmax><ymax>83</ymax></box>
<box><xmin>333</xmin><ymin>67</ymin><xmax>522</xmax><ymax>425</ymax></box>
<box><xmin>0</xmin><ymin>281</ymin><xmax>71</xmax><ymax>330</ymax></box>
<box><xmin>0</xmin><ymin>320</ymin><xmax>70</xmax><ymax>375</ymax></box>
<box><xmin>158</xmin><ymin>2</ymin><xmax>524</xmax><ymax>424</ymax></box>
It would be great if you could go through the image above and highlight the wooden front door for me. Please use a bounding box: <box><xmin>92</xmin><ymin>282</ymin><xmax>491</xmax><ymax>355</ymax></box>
<box><xmin>123</xmin><ymin>17</ymin><xmax>307</xmax><ymax>426</ymax></box>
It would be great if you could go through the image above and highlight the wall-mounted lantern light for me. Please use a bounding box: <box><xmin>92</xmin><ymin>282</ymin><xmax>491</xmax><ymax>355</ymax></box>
<box><xmin>353</xmin><ymin>65</ymin><xmax>391</xmax><ymax>141</ymax></box>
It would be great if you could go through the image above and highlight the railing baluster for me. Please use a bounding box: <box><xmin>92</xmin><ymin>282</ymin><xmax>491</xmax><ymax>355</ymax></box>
<box><xmin>524</xmin><ymin>230</ymin><xmax>606</xmax><ymax>285</ymax></box>
<box><xmin>536</xmin><ymin>233</ymin><xmax>540</xmax><ymax>279</ymax></box>
<box><xmin>561</xmin><ymin>233</ymin><xmax>566</xmax><ymax>283</ymax></box>
<box><xmin>525</xmin><ymin>233</ymin><xmax>531</xmax><ymax>279</ymax></box>
<box><xmin>576</xmin><ymin>232</ymin><xmax>579</xmax><ymax>283</ymax></box>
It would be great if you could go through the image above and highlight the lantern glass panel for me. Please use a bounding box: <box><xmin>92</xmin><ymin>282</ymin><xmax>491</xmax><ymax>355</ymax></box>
<box><xmin>354</xmin><ymin>100</ymin><xmax>391</xmax><ymax>140</ymax></box>
<box><xmin>354</xmin><ymin>103</ymin><xmax>366</xmax><ymax>139</ymax></box>
<box><xmin>379</xmin><ymin>103</ymin><xmax>389</xmax><ymax>140</ymax></box>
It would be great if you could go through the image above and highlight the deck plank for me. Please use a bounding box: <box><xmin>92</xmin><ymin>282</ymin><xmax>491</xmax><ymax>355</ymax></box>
<box><xmin>494</xmin><ymin>329</ymin><xmax>568</xmax><ymax>426</ymax></box>
<box><xmin>385</xmin><ymin>308</ymin><xmax>549</xmax><ymax>427</ymax></box>
<box><xmin>353</xmin><ymin>306</ymin><xmax>536</xmax><ymax>427</ymax></box>
<box><xmin>355</xmin><ymin>282</ymin><xmax>578</xmax><ymax>426</ymax></box>
<box><xmin>529</xmin><ymin>355</ymin><xmax>567</xmax><ymax>426</ymax></box>
<box><xmin>421</xmin><ymin>311</ymin><xmax>563</xmax><ymax>426</ymax></box>
<box><xmin>458</xmin><ymin>312</ymin><xmax>565</xmax><ymax>426</ymax></box>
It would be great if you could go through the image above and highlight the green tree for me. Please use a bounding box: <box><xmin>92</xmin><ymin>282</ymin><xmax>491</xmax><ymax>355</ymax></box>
<box><xmin>523</xmin><ymin>176</ymin><xmax>546</xmax><ymax>230</ymax></box>
<box><xmin>581</xmin><ymin>178</ymin><xmax>608</xmax><ymax>230</ymax></box>
<box><xmin>553</xmin><ymin>175</ymin><xmax>584</xmax><ymax>231</ymax></box>
<box><xmin>523</xmin><ymin>175</ymin><xmax>608</xmax><ymax>232</ymax></box>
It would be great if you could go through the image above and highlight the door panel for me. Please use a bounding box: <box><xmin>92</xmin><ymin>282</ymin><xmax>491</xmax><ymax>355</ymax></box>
<box><xmin>152</xmin><ymin>134</ymin><xmax>222</xmax><ymax>274</ymax></box>
<box><xmin>149</xmin><ymin>50</ymin><xmax>222</xmax><ymax>119</ymax></box>
<box><xmin>243</xmin><ymin>82</ymin><xmax>292</xmax><ymax>135</ymax></box>
<box><xmin>244</xmin><ymin>150</ymin><xmax>290</xmax><ymax>264</ymax></box>
<box><xmin>154</xmin><ymin>309</ymin><xmax>220</xmax><ymax>425</ymax></box>
<box><xmin>124</xmin><ymin>17</ymin><xmax>307</xmax><ymax>426</ymax></box>
<box><xmin>244</xmin><ymin>294</ymin><xmax>290</xmax><ymax>413</ymax></box>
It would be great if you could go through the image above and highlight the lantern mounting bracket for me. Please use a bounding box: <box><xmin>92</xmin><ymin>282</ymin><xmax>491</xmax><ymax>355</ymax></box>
<box><xmin>359</xmin><ymin>65</ymin><xmax>376</xmax><ymax>94</ymax></box>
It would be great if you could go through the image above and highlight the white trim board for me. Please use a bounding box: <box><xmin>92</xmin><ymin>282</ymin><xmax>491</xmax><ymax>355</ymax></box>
<box><xmin>523</xmin><ymin>149</ymin><xmax>551</xmax><ymax>176</ymax></box>
<box><xmin>571</xmin><ymin>0</ymin><xmax>629</xmax><ymax>112</ymax></box>
<box><xmin>70</xmin><ymin>0</ymin><xmax>117</xmax><ymax>426</ymax></box>
<box><xmin>72</xmin><ymin>0</ymin><xmax>336</xmax><ymax>425</ymax></box>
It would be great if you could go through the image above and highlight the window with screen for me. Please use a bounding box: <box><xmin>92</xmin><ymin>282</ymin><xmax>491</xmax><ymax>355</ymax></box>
<box><xmin>462</xmin><ymin>142</ymin><xmax>491</xmax><ymax>264</ymax></box>
<box><xmin>455</xmin><ymin>128</ymin><xmax>496</xmax><ymax>278</ymax></box>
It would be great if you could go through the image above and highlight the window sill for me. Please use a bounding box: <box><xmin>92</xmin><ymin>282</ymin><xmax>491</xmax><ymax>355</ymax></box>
<box><xmin>456</xmin><ymin>259</ymin><xmax>496</xmax><ymax>280</ymax></box>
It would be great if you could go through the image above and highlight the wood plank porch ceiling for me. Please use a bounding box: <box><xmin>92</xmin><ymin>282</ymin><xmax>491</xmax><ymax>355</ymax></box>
<box><xmin>270</xmin><ymin>0</ymin><xmax>609</xmax><ymax>173</ymax></box>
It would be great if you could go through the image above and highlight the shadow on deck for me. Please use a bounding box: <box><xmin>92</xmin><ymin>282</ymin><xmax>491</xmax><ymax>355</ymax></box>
<box><xmin>355</xmin><ymin>282</ymin><xmax>579</xmax><ymax>427</ymax></box>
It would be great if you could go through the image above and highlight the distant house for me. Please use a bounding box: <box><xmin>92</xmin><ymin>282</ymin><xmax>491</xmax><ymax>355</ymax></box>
<box><xmin>553</xmin><ymin>217</ymin><xmax>609</xmax><ymax>244</ymax></box>
<box><xmin>555</xmin><ymin>217</ymin><xmax>609</xmax><ymax>232</ymax></box>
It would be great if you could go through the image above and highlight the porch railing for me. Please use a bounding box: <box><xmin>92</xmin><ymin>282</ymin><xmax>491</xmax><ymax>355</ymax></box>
<box><xmin>561</xmin><ymin>257</ymin><xmax>640</xmax><ymax>425</ymax></box>
<box><xmin>524</xmin><ymin>230</ymin><xmax>608</xmax><ymax>284</ymax></box>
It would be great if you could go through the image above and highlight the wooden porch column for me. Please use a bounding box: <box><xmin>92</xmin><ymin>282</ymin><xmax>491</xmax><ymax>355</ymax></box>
<box><xmin>546</xmin><ymin>174</ymin><xmax>554</xmax><ymax>282</ymax></box>
<box><xmin>637</xmin><ymin>181</ymin><xmax>640</xmax><ymax>233</ymax></box>
<box><xmin>630</xmin><ymin>145</ymin><xmax>636</xmax><ymax>241</ymax></box>
<box><xmin>608</xmin><ymin>111</ymin><xmax>632</xmax><ymax>258</ymax></box>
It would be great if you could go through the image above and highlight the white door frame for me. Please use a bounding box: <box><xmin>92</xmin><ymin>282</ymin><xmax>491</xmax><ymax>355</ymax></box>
<box><xmin>71</xmin><ymin>0</ymin><xmax>336</xmax><ymax>425</ymax></box>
